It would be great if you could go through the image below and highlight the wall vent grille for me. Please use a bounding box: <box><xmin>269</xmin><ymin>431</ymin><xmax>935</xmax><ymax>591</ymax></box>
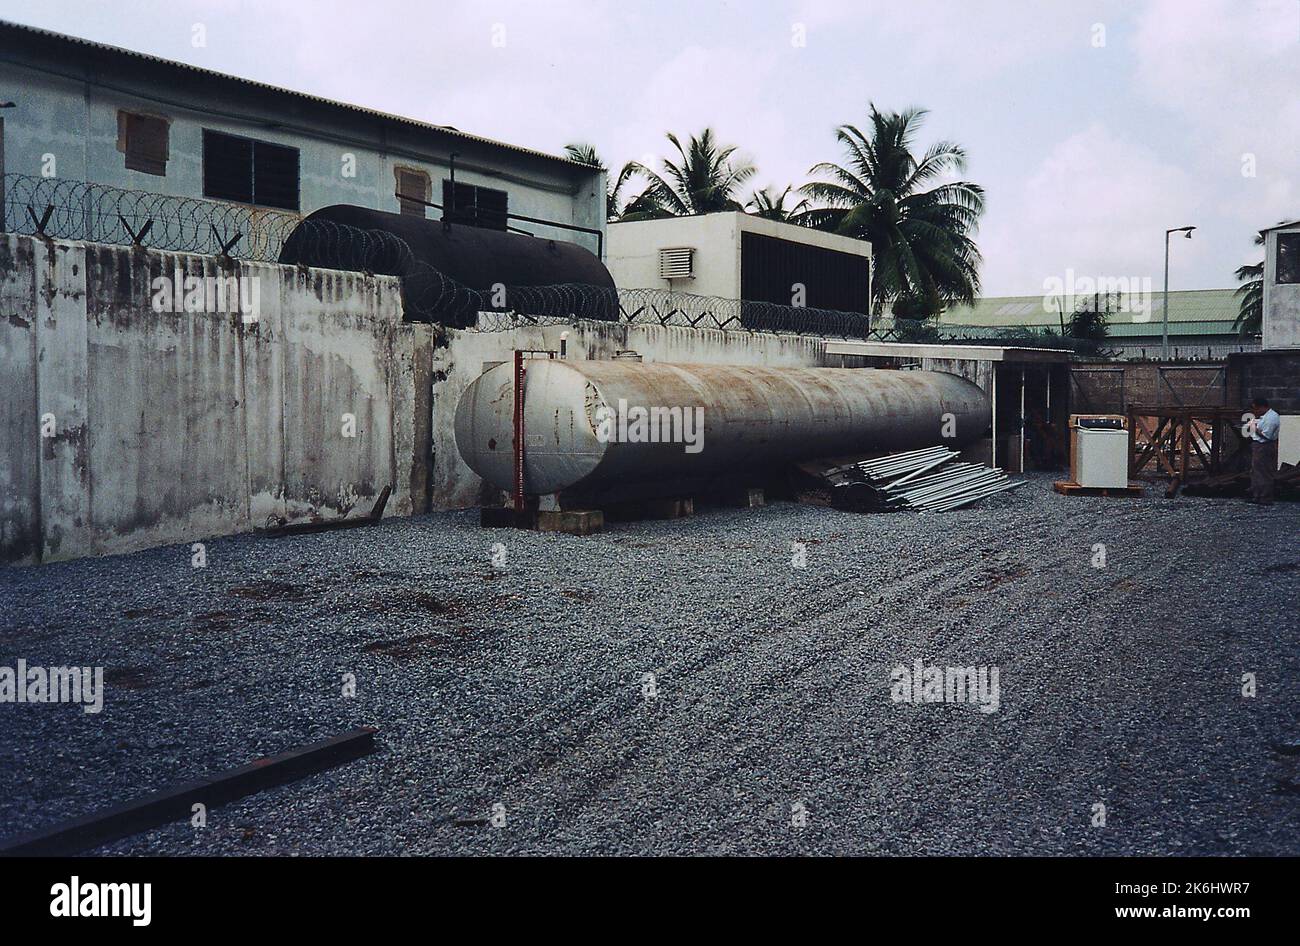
<box><xmin>658</xmin><ymin>246</ymin><xmax>695</xmax><ymax>280</ymax></box>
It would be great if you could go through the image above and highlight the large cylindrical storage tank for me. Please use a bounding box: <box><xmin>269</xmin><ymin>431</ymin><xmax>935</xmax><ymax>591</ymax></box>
<box><xmin>278</xmin><ymin>205</ymin><xmax>616</xmax><ymax>327</ymax></box>
<box><xmin>455</xmin><ymin>360</ymin><xmax>990</xmax><ymax>502</ymax></box>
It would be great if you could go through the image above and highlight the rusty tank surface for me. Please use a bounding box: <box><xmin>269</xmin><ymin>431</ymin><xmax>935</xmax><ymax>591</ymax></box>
<box><xmin>454</xmin><ymin>359</ymin><xmax>991</xmax><ymax>502</ymax></box>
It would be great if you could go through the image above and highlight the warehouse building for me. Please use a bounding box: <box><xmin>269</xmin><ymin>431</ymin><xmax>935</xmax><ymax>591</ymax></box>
<box><xmin>928</xmin><ymin>288</ymin><xmax>1256</xmax><ymax>360</ymax></box>
<box><xmin>0</xmin><ymin>20</ymin><xmax>604</xmax><ymax>253</ymax></box>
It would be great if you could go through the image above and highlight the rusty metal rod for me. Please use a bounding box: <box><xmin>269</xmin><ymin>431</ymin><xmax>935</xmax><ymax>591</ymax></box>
<box><xmin>0</xmin><ymin>727</ymin><xmax>378</xmax><ymax>857</ymax></box>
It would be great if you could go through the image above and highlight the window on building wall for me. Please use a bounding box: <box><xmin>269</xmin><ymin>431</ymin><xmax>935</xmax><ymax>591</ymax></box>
<box><xmin>396</xmin><ymin>167</ymin><xmax>431</xmax><ymax>217</ymax></box>
<box><xmin>202</xmin><ymin>129</ymin><xmax>300</xmax><ymax>210</ymax></box>
<box><xmin>1277</xmin><ymin>233</ymin><xmax>1300</xmax><ymax>284</ymax></box>
<box><xmin>117</xmin><ymin>111</ymin><xmax>169</xmax><ymax>176</ymax></box>
<box><xmin>441</xmin><ymin>180</ymin><xmax>508</xmax><ymax>231</ymax></box>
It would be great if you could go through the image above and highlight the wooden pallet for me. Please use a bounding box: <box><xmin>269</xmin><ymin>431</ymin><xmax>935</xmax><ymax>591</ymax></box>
<box><xmin>1053</xmin><ymin>480</ymin><xmax>1144</xmax><ymax>497</ymax></box>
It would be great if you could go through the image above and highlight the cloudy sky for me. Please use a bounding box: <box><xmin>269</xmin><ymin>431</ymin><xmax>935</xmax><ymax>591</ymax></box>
<box><xmin>4</xmin><ymin>0</ymin><xmax>1298</xmax><ymax>296</ymax></box>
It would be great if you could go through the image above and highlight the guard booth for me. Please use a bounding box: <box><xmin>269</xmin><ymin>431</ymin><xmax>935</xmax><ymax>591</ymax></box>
<box><xmin>824</xmin><ymin>341</ymin><xmax>1074</xmax><ymax>472</ymax></box>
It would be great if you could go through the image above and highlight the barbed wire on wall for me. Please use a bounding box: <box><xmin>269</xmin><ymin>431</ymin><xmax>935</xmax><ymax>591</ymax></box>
<box><xmin>3</xmin><ymin>172</ymin><xmax>301</xmax><ymax>260</ymax></box>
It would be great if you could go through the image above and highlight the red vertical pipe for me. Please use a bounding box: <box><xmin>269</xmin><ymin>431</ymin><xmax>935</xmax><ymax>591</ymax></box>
<box><xmin>513</xmin><ymin>349</ymin><xmax>525</xmax><ymax>513</ymax></box>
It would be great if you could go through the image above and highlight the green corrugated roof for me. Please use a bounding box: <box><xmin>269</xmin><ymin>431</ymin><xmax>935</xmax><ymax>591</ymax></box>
<box><xmin>932</xmin><ymin>288</ymin><xmax>1242</xmax><ymax>331</ymax></box>
<box><xmin>1107</xmin><ymin>319</ymin><xmax>1239</xmax><ymax>338</ymax></box>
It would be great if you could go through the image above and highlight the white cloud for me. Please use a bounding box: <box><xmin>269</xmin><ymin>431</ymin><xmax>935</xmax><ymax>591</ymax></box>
<box><xmin>980</xmin><ymin>123</ymin><xmax>1205</xmax><ymax>295</ymax></box>
<box><xmin>794</xmin><ymin>0</ymin><xmax>1123</xmax><ymax>80</ymax></box>
<box><xmin>1132</xmin><ymin>0</ymin><xmax>1300</xmax><ymax>232</ymax></box>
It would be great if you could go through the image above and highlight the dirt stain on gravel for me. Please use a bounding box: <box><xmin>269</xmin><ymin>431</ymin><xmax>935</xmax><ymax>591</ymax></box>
<box><xmin>364</xmin><ymin>633</ymin><xmax>445</xmax><ymax>658</ymax></box>
<box><xmin>408</xmin><ymin>591</ymin><xmax>456</xmax><ymax>614</ymax></box>
<box><xmin>121</xmin><ymin>607</ymin><xmax>164</xmax><ymax>619</ymax></box>
<box><xmin>324</xmin><ymin>589</ymin><xmax>467</xmax><ymax>619</ymax></box>
<box><xmin>105</xmin><ymin>665</ymin><xmax>152</xmax><ymax>689</ymax></box>
<box><xmin>229</xmin><ymin>580</ymin><xmax>307</xmax><ymax>602</ymax></box>
<box><xmin>978</xmin><ymin>565</ymin><xmax>1028</xmax><ymax>588</ymax></box>
<box><xmin>362</xmin><ymin>623</ymin><xmax>485</xmax><ymax>658</ymax></box>
<box><xmin>192</xmin><ymin>610</ymin><xmax>236</xmax><ymax>632</ymax></box>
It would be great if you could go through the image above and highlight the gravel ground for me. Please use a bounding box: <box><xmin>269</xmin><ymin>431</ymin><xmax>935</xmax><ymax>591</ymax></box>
<box><xmin>1</xmin><ymin>474</ymin><xmax>1297</xmax><ymax>856</ymax></box>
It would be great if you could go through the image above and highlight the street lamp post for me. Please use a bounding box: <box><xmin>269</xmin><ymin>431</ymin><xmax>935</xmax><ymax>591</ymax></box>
<box><xmin>1163</xmin><ymin>226</ymin><xmax>1196</xmax><ymax>359</ymax></box>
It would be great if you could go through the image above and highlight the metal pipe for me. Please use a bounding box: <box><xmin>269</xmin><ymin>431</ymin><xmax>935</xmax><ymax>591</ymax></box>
<box><xmin>992</xmin><ymin>369</ymin><xmax>998</xmax><ymax>469</ymax></box>
<box><xmin>887</xmin><ymin>463</ymin><xmax>985</xmax><ymax>489</ymax></box>
<box><xmin>860</xmin><ymin>447</ymin><xmax>953</xmax><ymax>475</ymax></box>
<box><xmin>913</xmin><ymin>478</ymin><xmax>1010</xmax><ymax>507</ymax></box>
<box><xmin>885</xmin><ymin>452</ymin><xmax>960</xmax><ymax>488</ymax></box>
<box><xmin>925</xmin><ymin>480</ymin><xmax>1025</xmax><ymax>512</ymax></box>
<box><xmin>900</xmin><ymin>470</ymin><xmax>1008</xmax><ymax>500</ymax></box>
<box><xmin>512</xmin><ymin>350</ymin><xmax>525</xmax><ymax>513</ymax></box>
<box><xmin>396</xmin><ymin>190</ymin><xmax>604</xmax><ymax>257</ymax></box>
<box><xmin>894</xmin><ymin>470</ymin><xmax>993</xmax><ymax>498</ymax></box>
<box><xmin>892</xmin><ymin>471</ymin><xmax>995</xmax><ymax>502</ymax></box>
<box><xmin>1020</xmin><ymin>366</ymin><xmax>1026</xmax><ymax>473</ymax></box>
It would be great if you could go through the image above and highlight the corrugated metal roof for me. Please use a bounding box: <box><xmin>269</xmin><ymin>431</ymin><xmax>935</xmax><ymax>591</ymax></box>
<box><xmin>0</xmin><ymin>19</ymin><xmax>592</xmax><ymax>172</ymax></box>
<box><xmin>1107</xmin><ymin>319</ymin><xmax>1242</xmax><ymax>338</ymax></box>
<box><xmin>934</xmin><ymin>287</ymin><xmax>1243</xmax><ymax>331</ymax></box>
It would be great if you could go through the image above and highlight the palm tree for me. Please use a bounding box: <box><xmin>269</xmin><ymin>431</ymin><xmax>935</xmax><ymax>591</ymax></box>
<box><xmin>623</xmin><ymin>129</ymin><xmax>757</xmax><ymax>219</ymax></box>
<box><xmin>1066</xmin><ymin>292</ymin><xmax>1115</xmax><ymax>357</ymax></box>
<box><xmin>746</xmin><ymin>185</ymin><xmax>809</xmax><ymax>221</ymax></box>
<box><xmin>797</xmin><ymin>105</ymin><xmax>985</xmax><ymax>316</ymax></box>
<box><xmin>1234</xmin><ymin>232</ymin><xmax>1265</xmax><ymax>337</ymax></box>
<box><xmin>563</xmin><ymin>142</ymin><xmax>640</xmax><ymax>221</ymax></box>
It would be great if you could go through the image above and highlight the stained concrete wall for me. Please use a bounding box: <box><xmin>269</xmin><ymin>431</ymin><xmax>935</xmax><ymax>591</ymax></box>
<box><xmin>0</xmin><ymin>233</ymin><xmax>436</xmax><ymax>565</ymax></box>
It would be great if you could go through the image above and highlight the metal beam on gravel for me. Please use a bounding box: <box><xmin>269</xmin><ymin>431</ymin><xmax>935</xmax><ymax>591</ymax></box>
<box><xmin>0</xmin><ymin>726</ymin><xmax>379</xmax><ymax>856</ymax></box>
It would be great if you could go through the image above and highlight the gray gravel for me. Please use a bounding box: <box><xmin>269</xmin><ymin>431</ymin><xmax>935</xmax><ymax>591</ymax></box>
<box><xmin>1</xmin><ymin>474</ymin><xmax>1297</xmax><ymax>855</ymax></box>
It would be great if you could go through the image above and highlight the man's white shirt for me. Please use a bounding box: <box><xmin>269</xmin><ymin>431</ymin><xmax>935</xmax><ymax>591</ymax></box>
<box><xmin>1252</xmin><ymin>408</ymin><xmax>1280</xmax><ymax>443</ymax></box>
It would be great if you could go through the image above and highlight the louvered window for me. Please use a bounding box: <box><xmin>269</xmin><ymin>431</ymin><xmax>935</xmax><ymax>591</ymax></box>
<box><xmin>118</xmin><ymin>111</ymin><xmax>169</xmax><ymax>176</ymax></box>
<box><xmin>395</xmin><ymin>168</ymin><xmax>429</xmax><ymax>217</ymax></box>
<box><xmin>441</xmin><ymin>180</ymin><xmax>508</xmax><ymax>231</ymax></box>
<box><xmin>202</xmin><ymin>129</ymin><xmax>300</xmax><ymax>210</ymax></box>
<box><xmin>658</xmin><ymin>247</ymin><xmax>694</xmax><ymax>279</ymax></box>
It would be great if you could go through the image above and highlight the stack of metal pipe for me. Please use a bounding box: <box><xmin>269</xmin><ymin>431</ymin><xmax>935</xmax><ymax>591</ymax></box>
<box><xmin>850</xmin><ymin>446</ymin><xmax>1024</xmax><ymax>512</ymax></box>
<box><xmin>857</xmin><ymin>446</ymin><xmax>959</xmax><ymax>483</ymax></box>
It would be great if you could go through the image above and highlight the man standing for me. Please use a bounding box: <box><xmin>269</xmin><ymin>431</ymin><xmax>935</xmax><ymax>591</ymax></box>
<box><xmin>1247</xmin><ymin>396</ymin><xmax>1281</xmax><ymax>505</ymax></box>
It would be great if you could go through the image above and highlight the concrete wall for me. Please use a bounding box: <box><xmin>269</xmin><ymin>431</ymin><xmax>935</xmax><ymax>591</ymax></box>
<box><xmin>0</xmin><ymin>233</ymin><xmax>436</xmax><ymax>565</ymax></box>
<box><xmin>1263</xmin><ymin>225</ymin><xmax>1300</xmax><ymax>350</ymax></box>
<box><xmin>607</xmin><ymin>212</ymin><xmax>871</xmax><ymax>293</ymax></box>
<box><xmin>1227</xmin><ymin>350</ymin><xmax>1300</xmax><ymax>414</ymax></box>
